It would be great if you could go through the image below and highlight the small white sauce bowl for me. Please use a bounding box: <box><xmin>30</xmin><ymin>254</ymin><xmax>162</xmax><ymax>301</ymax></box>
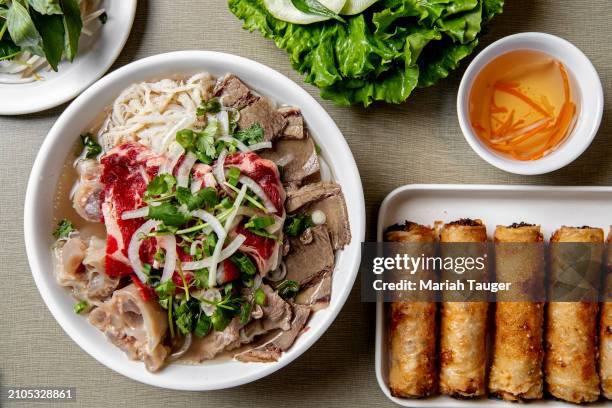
<box><xmin>457</xmin><ymin>32</ymin><xmax>603</xmax><ymax>175</ymax></box>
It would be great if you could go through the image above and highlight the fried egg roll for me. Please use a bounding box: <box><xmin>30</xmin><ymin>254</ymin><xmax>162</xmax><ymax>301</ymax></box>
<box><xmin>545</xmin><ymin>226</ymin><xmax>603</xmax><ymax>403</ymax></box>
<box><xmin>439</xmin><ymin>219</ymin><xmax>489</xmax><ymax>397</ymax></box>
<box><xmin>385</xmin><ymin>222</ymin><xmax>438</xmax><ymax>398</ymax></box>
<box><xmin>600</xmin><ymin>227</ymin><xmax>612</xmax><ymax>399</ymax></box>
<box><xmin>488</xmin><ymin>223</ymin><xmax>544</xmax><ymax>401</ymax></box>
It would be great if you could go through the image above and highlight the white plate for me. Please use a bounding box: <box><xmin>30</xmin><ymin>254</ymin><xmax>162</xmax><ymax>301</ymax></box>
<box><xmin>0</xmin><ymin>0</ymin><xmax>137</xmax><ymax>115</ymax></box>
<box><xmin>24</xmin><ymin>51</ymin><xmax>365</xmax><ymax>390</ymax></box>
<box><xmin>375</xmin><ymin>184</ymin><xmax>611</xmax><ymax>407</ymax></box>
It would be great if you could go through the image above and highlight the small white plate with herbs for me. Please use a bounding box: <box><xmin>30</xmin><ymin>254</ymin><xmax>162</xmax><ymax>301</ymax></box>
<box><xmin>0</xmin><ymin>0</ymin><xmax>136</xmax><ymax>115</ymax></box>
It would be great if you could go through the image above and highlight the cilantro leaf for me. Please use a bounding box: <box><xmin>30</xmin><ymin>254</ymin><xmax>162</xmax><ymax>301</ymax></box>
<box><xmin>194</xmin><ymin>313</ymin><xmax>212</xmax><ymax>337</ymax></box>
<box><xmin>145</xmin><ymin>174</ymin><xmax>176</xmax><ymax>198</ymax></box>
<box><xmin>53</xmin><ymin>218</ymin><xmax>75</xmax><ymax>239</ymax></box>
<box><xmin>234</xmin><ymin>123</ymin><xmax>264</xmax><ymax>145</ymax></box>
<box><xmin>80</xmin><ymin>133</ymin><xmax>102</xmax><ymax>159</ymax></box>
<box><xmin>196</xmin><ymin>98</ymin><xmax>222</xmax><ymax>116</ymax></box>
<box><xmin>226</xmin><ymin>167</ymin><xmax>240</xmax><ymax>186</ymax></box>
<box><xmin>245</xmin><ymin>216</ymin><xmax>274</xmax><ymax>230</ymax></box>
<box><xmin>176</xmin><ymin>187</ymin><xmax>217</xmax><ymax>211</ymax></box>
<box><xmin>148</xmin><ymin>202</ymin><xmax>190</xmax><ymax>227</ymax></box>
<box><xmin>284</xmin><ymin>213</ymin><xmax>313</xmax><ymax>236</ymax></box>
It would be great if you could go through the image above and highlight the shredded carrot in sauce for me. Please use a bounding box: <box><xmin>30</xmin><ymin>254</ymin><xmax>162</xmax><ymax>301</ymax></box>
<box><xmin>469</xmin><ymin>50</ymin><xmax>577</xmax><ymax>161</ymax></box>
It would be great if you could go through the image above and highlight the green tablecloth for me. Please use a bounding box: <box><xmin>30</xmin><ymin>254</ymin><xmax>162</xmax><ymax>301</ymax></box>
<box><xmin>1</xmin><ymin>1</ymin><xmax>611</xmax><ymax>406</ymax></box>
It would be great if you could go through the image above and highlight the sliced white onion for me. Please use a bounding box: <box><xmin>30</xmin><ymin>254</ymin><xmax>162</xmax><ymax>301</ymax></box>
<box><xmin>218</xmin><ymin>136</ymin><xmax>249</xmax><ymax>152</ymax></box>
<box><xmin>128</xmin><ymin>220</ymin><xmax>160</xmax><ymax>283</ymax></box>
<box><xmin>267</xmin><ymin>262</ymin><xmax>286</xmax><ymax>282</ymax></box>
<box><xmin>239</xmin><ymin>175</ymin><xmax>276</xmax><ymax>214</ymax></box>
<box><xmin>204</xmin><ymin>173</ymin><xmax>217</xmax><ymax>189</ymax></box>
<box><xmin>274</xmin><ymin>153</ymin><xmax>294</xmax><ymax>167</ymax></box>
<box><xmin>318</xmin><ymin>155</ymin><xmax>333</xmax><ymax>182</ymax></box>
<box><xmin>253</xmin><ymin>274</ymin><xmax>263</xmax><ymax>289</ymax></box>
<box><xmin>163</xmin><ymin>141</ymin><xmax>185</xmax><ymax>175</ymax></box>
<box><xmin>190</xmin><ymin>240</ymin><xmax>202</xmax><ymax>256</ymax></box>
<box><xmin>213</xmin><ymin>148</ymin><xmax>228</xmax><ymax>187</ymax></box>
<box><xmin>248</xmin><ymin>141</ymin><xmax>272</xmax><ymax>151</ymax></box>
<box><xmin>190</xmin><ymin>179</ymin><xmax>203</xmax><ymax>194</ymax></box>
<box><xmin>216</xmin><ymin>110</ymin><xmax>230</xmax><ymax>135</ymax></box>
<box><xmin>169</xmin><ymin>333</ymin><xmax>192</xmax><ymax>361</ymax></box>
<box><xmin>182</xmin><ymin>234</ymin><xmax>246</xmax><ymax>271</ymax></box>
<box><xmin>311</xmin><ymin>209</ymin><xmax>327</xmax><ymax>225</ymax></box>
<box><xmin>176</xmin><ymin>151</ymin><xmax>197</xmax><ymax>188</ymax></box>
<box><xmin>199</xmin><ymin>289</ymin><xmax>222</xmax><ymax>316</ymax></box>
<box><xmin>121</xmin><ymin>206</ymin><xmax>150</xmax><ymax>220</ymax></box>
<box><xmin>216</xmin><ymin>261</ymin><xmax>225</xmax><ymax>285</ymax></box>
<box><xmin>224</xmin><ymin>184</ymin><xmax>247</xmax><ymax>233</ymax></box>
<box><xmin>191</xmin><ymin>210</ymin><xmax>225</xmax><ymax>240</ymax></box>
<box><xmin>158</xmin><ymin>235</ymin><xmax>177</xmax><ymax>282</ymax></box>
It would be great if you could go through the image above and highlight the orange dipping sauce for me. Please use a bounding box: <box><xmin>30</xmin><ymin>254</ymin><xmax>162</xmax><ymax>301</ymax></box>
<box><xmin>469</xmin><ymin>50</ymin><xmax>578</xmax><ymax>161</ymax></box>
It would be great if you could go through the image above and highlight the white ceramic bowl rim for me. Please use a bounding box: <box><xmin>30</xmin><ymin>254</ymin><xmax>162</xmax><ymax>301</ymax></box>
<box><xmin>457</xmin><ymin>32</ymin><xmax>604</xmax><ymax>175</ymax></box>
<box><xmin>24</xmin><ymin>51</ymin><xmax>366</xmax><ymax>390</ymax></box>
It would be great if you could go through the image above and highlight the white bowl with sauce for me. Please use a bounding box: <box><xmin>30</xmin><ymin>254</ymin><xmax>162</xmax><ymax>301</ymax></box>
<box><xmin>24</xmin><ymin>51</ymin><xmax>366</xmax><ymax>390</ymax></box>
<box><xmin>457</xmin><ymin>32</ymin><xmax>603</xmax><ymax>175</ymax></box>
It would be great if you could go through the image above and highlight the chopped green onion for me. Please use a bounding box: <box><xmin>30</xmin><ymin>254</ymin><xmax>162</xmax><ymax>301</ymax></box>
<box><xmin>53</xmin><ymin>218</ymin><xmax>75</xmax><ymax>239</ymax></box>
<box><xmin>254</xmin><ymin>288</ymin><xmax>266</xmax><ymax>306</ymax></box>
<box><xmin>73</xmin><ymin>300</ymin><xmax>88</xmax><ymax>314</ymax></box>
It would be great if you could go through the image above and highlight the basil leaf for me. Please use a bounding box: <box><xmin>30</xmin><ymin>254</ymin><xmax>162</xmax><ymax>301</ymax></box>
<box><xmin>6</xmin><ymin>1</ymin><xmax>43</xmax><ymax>55</ymax></box>
<box><xmin>0</xmin><ymin>39</ymin><xmax>20</xmax><ymax>61</ymax></box>
<box><xmin>148</xmin><ymin>202</ymin><xmax>190</xmax><ymax>227</ymax></box>
<box><xmin>290</xmin><ymin>0</ymin><xmax>345</xmax><ymax>23</ymax></box>
<box><xmin>28</xmin><ymin>0</ymin><xmax>63</xmax><ymax>15</ymax></box>
<box><xmin>59</xmin><ymin>0</ymin><xmax>81</xmax><ymax>61</ymax></box>
<box><xmin>30</xmin><ymin>9</ymin><xmax>64</xmax><ymax>71</ymax></box>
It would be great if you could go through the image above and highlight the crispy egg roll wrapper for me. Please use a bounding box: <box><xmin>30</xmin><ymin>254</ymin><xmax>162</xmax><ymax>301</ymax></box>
<box><xmin>545</xmin><ymin>226</ymin><xmax>603</xmax><ymax>403</ymax></box>
<box><xmin>488</xmin><ymin>224</ymin><xmax>544</xmax><ymax>401</ymax></box>
<box><xmin>601</xmin><ymin>227</ymin><xmax>612</xmax><ymax>399</ymax></box>
<box><xmin>385</xmin><ymin>222</ymin><xmax>438</xmax><ymax>398</ymax></box>
<box><xmin>439</xmin><ymin>219</ymin><xmax>489</xmax><ymax>397</ymax></box>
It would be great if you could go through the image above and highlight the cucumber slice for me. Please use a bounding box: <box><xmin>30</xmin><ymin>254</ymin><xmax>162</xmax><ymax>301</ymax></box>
<box><xmin>263</xmin><ymin>0</ymin><xmax>347</xmax><ymax>24</ymax></box>
<box><xmin>340</xmin><ymin>0</ymin><xmax>378</xmax><ymax>15</ymax></box>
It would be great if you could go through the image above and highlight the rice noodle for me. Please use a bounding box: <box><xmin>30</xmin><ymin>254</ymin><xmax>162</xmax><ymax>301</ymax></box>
<box><xmin>99</xmin><ymin>75</ymin><xmax>215</xmax><ymax>152</ymax></box>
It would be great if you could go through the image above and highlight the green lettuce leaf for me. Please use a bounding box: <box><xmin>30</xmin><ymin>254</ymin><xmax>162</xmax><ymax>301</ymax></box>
<box><xmin>229</xmin><ymin>0</ymin><xmax>503</xmax><ymax>106</ymax></box>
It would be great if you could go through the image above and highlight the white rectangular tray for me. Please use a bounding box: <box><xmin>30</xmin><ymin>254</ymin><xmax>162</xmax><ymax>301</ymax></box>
<box><xmin>375</xmin><ymin>184</ymin><xmax>612</xmax><ymax>408</ymax></box>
